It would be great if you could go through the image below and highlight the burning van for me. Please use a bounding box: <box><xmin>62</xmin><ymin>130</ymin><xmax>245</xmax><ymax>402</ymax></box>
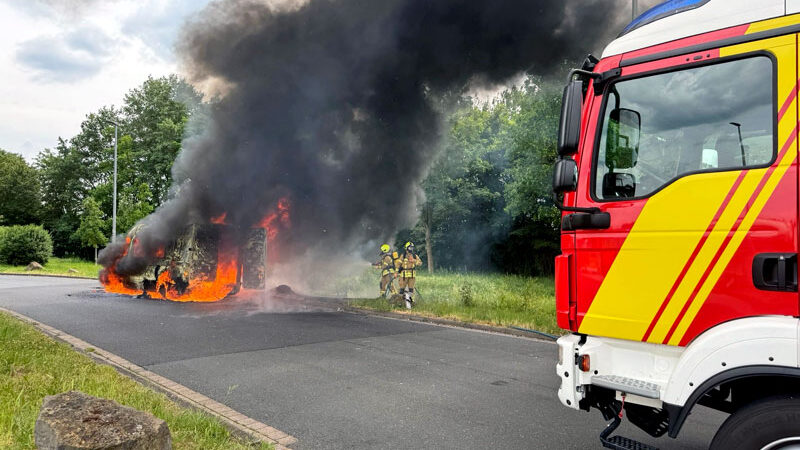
<box><xmin>101</xmin><ymin>222</ymin><xmax>267</xmax><ymax>302</ymax></box>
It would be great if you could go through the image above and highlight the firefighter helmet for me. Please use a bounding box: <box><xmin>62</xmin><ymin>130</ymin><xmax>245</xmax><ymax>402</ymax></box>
<box><xmin>380</xmin><ymin>244</ymin><xmax>390</xmax><ymax>253</ymax></box>
<box><xmin>404</xmin><ymin>241</ymin><xmax>414</xmax><ymax>251</ymax></box>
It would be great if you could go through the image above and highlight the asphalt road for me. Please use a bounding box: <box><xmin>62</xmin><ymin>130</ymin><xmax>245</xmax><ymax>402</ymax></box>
<box><xmin>0</xmin><ymin>275</ymin><xmax>726</xmax><ymax>449</ymax></box>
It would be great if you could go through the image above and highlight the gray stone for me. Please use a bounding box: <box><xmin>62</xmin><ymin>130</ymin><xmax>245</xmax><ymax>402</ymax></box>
<box><xmin>35</xmin><ymin>391</ymin><xmax>171</xmax><ymax>450</ymax></box>
<box><xmin>25</xmin><ymin>262</ymin><xmax>44</xmax><ymax>271</ymax></box>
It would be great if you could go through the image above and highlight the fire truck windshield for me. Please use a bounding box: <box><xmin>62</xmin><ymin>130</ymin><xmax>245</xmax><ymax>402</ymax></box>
<box><xmin>594</xmin><ymin>56</ymin><xmax>774</xmax><ymax>200</ymax></box>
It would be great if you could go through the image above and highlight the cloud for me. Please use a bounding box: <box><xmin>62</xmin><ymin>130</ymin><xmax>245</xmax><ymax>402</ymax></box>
<box><xmin>15</xmin><ymin>25</ymin><xmax>117</xmax><ymax>83</ymax></box>
<box><xmin>12</xmin><ymin>0</ymin><xmax>119</xmax><ymax>20</ymax></box>
<box><xmin>122</xmin><ymin>0</ymin><xmax>211</xmax><ymax>59</ymax></box>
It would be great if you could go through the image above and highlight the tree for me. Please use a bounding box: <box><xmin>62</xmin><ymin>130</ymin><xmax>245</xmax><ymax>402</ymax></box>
<box><xmin>73</xmin><ymin>197</ymin><xmax>107</xmax><ymax>262</ymax></box>
<box><xmin>398</xmin><ymin>74</ymin><xmax>565</xmax><ymax>275</ymax></box>
<box><xmin>0</xmin><ymin>149</ymin><xmax>41</xmax><ymax>225</ymax></box>
<box><xmin>37</xmin><ymin>139</ymin><xmax>90</xmax><ymax>255</ymax></box>
<box><xmin>35</xmin><ymin>75</ymin><xmax>207</xmax><ymax>256</ymax></box>
<box><xmin>116</xmin><ymin>182</ymin><xmax>154</xmax><ymax>234</ymax></box>
<box><xmin>123</xmin><ymin>76</ymin><xmax>194</xmax><ymax>203</ymax></box>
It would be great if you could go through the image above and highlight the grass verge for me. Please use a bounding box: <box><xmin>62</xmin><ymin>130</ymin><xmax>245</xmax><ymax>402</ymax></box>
<box><xmin>348</xmin><ymin>270</ymin><xmax>560</xmax><ymax>335</ymax></box>
<box><xmin>0</xmin><ymin>312</ymin><xmax>270</xmax><ymax>449</ymax></box>
<box><xmin>0</xmin><ymin>257</ymin><xmax>98</xmax><ymax>279</ymax></box>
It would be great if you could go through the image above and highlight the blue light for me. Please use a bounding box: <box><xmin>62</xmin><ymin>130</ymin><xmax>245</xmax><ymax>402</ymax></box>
<box><xmin>621</xmin><ymin>0</ymin><xmax>710</xmax><ymax>36</ymax></box>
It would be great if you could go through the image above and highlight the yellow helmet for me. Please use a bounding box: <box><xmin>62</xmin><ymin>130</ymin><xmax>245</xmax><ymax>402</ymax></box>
<box><xmin>404</xmin><ymin>241</ymin><xmax>414</xmax><ymax>250</ymax></box>
<box><xmin>380</xmin><ymin>244</ymin><xmax>390</xmax><ymax>253</ymax></box>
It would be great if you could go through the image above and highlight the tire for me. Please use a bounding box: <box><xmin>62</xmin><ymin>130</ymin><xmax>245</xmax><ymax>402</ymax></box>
<box><xmin>710</xmin><ymin>396</ymin><xmax>800</xmax><ymax>450</ymax></box>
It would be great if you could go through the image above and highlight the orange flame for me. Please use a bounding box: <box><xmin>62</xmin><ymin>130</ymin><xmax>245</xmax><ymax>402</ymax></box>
<box><xmin>210</xmin><ymin>212</ymin><xmax>227</xmax><ymax>224</ymax></box>
<box><xmin>257</xmin><ymin>197</ymin><xmax>291</xmax><ymax>242</ymax></box>
<box><xmin>100</xmin><ymin>269</ymin><xmax>141</xmax><ymax>296</ymax></box>
<box><xmin>153</xmin><ymin>249</ymin><xmax>238</xmax><ymax>302</ymax></box>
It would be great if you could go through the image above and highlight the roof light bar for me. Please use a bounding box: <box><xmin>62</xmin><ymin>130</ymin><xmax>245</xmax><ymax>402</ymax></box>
<box><xmin>620</xmin><ymin>0</ymin><xmax>711</xmax><ymax>36</ymax></box>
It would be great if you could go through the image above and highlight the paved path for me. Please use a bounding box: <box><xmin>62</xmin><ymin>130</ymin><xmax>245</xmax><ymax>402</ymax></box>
<box><xmin>0</xmin><ymin>275</ymin><xmax>725</xmax><ymax>449</ymax></box>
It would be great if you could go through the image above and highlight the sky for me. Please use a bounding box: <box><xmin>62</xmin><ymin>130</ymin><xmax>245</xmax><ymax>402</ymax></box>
<box><xmin>0</xmin><ymin>0</ymin><xmax>656</xmax><ymax>162</ymax></box>
<box><xmin>0</xmin><ymin>0</ymin><xmax>211</xmax><ymax>160</ymax></box>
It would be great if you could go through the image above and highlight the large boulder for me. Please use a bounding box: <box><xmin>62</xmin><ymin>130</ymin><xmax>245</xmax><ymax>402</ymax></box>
<box><xmin>25</xmin><ymin>261</ymin><xmax>43</xmax><ymax>271</ymax></box>
<box><xmin>35</xmin><ymin>391</ymin><xmax>171</xmax><ymax>450</ymax></box>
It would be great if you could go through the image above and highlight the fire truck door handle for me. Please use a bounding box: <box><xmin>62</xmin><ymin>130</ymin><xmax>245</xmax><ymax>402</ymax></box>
<box><xmin>752</xmin><ymin>253</ymin><xmax>798</xmax><ymax>292</ymax></box>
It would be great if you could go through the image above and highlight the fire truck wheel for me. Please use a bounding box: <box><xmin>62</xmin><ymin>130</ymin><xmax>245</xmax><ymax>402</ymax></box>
<box><xmin>709</xmin><ymin>395</ymin><xmax>800</xmax><ymax>450</ymax></box>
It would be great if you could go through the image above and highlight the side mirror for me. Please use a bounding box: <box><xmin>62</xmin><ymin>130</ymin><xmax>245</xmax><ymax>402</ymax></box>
<box><xmin>605</xmin><ymin>108</ymin><xmax>641</xmax><ymax>169</ymax></box>
<box><xmin>557</xmin><ymin>80</ymin><xmax>584</xmax><ymax>156</ymax></box>
<box><xmin>553</xmin><ymin>158</ymin><xmax>578</xmax><ymax>194</ymax></box>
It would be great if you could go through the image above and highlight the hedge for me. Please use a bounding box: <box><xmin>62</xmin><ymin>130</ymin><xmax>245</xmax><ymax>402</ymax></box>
<box><xmin>0</xmin><ymin>225</ymin><xmax>53</xmax><ymax>266</ymax></box>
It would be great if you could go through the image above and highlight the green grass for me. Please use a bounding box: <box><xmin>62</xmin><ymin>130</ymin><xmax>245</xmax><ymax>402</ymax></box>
<box><xmin>0</xmin><ymin>312</ymin><xmax>271</xmax><ymax>449</ymax></box>
<box><xmin>0</xmin><ymin>257</ymin><xmax>99</xmax><ymax>279</ymax></box>
<box><xmin>348</xmin><ymin>270</ymin><xmax>561</xmax><ymax>335</ymax></box>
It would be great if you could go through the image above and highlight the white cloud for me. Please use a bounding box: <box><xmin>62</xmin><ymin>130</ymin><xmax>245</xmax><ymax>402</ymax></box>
<box><xmin>0</xmin><ymin>0</ymin><xmax>210</xmax><ymax>160</ymax></box>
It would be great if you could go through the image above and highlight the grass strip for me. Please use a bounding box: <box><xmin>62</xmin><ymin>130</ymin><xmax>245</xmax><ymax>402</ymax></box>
<box><xmin>0</xmin><ymin>257</ymin><xmax>99</xmax><ymax>279</ymax></box>
<box><xmin>348</xmin><ymin>271</ymin><xmax>561</xmax><ymax>335</ymax></box>
<box><xmin>0</xmin><ymin>312</ymin><xmax>271</xmax><ymax>449</ymax></box>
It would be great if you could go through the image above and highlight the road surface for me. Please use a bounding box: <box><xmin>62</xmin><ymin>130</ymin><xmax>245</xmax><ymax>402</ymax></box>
<box><xmin>0</xmin><ymin>275</ymin><xmax>725</xmax><ymax>449</ymax></box>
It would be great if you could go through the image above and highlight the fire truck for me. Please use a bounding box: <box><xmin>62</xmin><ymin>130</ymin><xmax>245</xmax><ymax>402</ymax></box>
<box><xmin>554</xmin><ymin>1</ymin><xmax>800</xmax><ymax>448</ymax></box>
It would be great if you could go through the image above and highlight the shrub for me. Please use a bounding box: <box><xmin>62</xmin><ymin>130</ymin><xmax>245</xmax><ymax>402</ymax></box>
<box><xmin>459</xmin><ymin>282</ymin><xmax>474</xmax><ymax>307</ymax></box>
<box><xmin>0</xmin><ymin>225</ymin><xmax>53</xmax><ymax>265</ymax></box>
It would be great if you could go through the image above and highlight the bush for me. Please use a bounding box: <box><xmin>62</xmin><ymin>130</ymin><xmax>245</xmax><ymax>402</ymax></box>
<box><xmin>0</xmin><ymin>225</ymin><xmax>53</xmax><ymax>265</ymax></box>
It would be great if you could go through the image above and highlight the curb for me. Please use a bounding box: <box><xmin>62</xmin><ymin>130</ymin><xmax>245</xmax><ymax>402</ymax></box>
<box><xmin>0</xmin><ymin>272</ymin><xmax>96</xmax><ymax>280</ymax></box>
<box><xmin>343</xmin><ymin>305</ymin><xmax>559</xmax><ymax>342</ymax></box>
<box><xmin>0</xmin><ymin>307</ymin><xmax>298</xmax><ymax>449</ymax></box>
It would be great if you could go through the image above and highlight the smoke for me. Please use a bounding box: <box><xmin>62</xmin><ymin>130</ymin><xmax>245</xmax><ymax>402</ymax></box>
<box><xmin>100</xmin><ymin>0</ymin><xmax>633</xmax><ymax>279</ymax></box>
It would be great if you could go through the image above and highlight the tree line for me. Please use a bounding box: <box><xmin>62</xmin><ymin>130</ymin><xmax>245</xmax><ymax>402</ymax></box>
<box><xmin>0</xmin><ymin>74</ymin><xmax>561</xmax><ymax>275</ymax></box>
<box><xmin>0</xmin><ymin>76</ymin><xmax>207</xmax><ymax>259</ymax></box>
<box><xmin>399</xmin><ymin>76</ymin><xmax>562</xmax><ymax>275</ymax></box>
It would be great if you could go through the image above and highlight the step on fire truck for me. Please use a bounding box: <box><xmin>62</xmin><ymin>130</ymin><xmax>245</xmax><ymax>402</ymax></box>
<box><xmin>554</xmin><ymin>1</ymin><xmax>800</xmax><ymax>448</ymax></box>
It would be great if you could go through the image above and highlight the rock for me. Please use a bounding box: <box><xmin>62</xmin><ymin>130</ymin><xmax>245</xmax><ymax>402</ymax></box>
<box><xmin>273</xmin><ymin>284</ymin><xmax>294</xmax><ymax>295</ymax></box>
<box><xmin>68</xmin><ymin>268</ymin><xmax>79</xmax><ymax>274</ymax></box>
<box><xmin>35</xmin><ymin>391</ymin><xmax>171</xmax><ymax>450</ymax></box>
<box><xmin>25</xmin><ymin>262</ymin><xmax>44</xmax><ymax>271</ymax></box>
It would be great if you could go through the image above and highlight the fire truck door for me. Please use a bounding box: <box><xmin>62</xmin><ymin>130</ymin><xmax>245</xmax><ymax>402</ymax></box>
<box><xmin>572</xmin><ymin>34</ymin><xmax>799</xmax><ymax>346</ymax></box>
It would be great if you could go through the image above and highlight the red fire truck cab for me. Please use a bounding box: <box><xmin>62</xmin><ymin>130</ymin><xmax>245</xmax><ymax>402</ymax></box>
<box><xmin>554</xmin><ymin>1</ymin><xmax>800</xmax><ymax>448</ymax></box>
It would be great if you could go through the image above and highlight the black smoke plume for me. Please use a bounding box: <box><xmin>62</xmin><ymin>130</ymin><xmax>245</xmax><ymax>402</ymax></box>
<box><xmin>100</xmin><ymin>0</ymin><xmax>630</xmax><ymax>277</ymax></box>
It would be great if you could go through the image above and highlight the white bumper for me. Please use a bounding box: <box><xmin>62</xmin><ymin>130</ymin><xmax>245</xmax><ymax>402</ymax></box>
<box><xmin>556</xmin><ymin>334</ymin><xmax>583</xmax><ymax>410</ymax></box>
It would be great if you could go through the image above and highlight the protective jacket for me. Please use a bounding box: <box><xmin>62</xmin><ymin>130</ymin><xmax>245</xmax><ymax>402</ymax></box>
<box><xmin>377</xmin><ymin>253</ymin><xmax>396</xmax><ymax>276</ymax></box>
<box><xmin>398</xmin><ymin>252</ymin><xmax>422</xmax><ymax>278</ymax></box>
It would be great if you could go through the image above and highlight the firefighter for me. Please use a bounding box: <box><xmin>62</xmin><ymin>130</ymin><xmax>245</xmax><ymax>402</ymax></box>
<box><xmin>397</xmin><ymin>241</ymin><xmax>422</xmax><ymax>309</ymax></box>
<box><xmin>373</xmin><ymin>244</ymin><xmax>397</xmax><ymax>297</ymax></box>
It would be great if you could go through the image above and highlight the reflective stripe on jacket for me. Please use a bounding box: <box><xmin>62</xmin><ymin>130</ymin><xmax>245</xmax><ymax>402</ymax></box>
<box><xmin>398</xmin><ymin>253</ymin><xmax>422</xmax><ymax>278</ymax></box>
<box><xmin>379</xmin><ymin>253</ymin><xmax>396</xmax><ymax>276</ymax></box>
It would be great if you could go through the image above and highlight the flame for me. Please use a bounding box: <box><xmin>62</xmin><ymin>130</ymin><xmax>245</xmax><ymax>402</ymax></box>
<box><xmin>157</xmin><ymin>242</ymin><xmax>238</xmax><ymax>302</ymax></box>
<box><xmin>99</xmin><ymin>236</ymin><xmax>140</xmax><ymax>296</ymax></box>
<box><xmin>257</xmin><ymin>197</ymin><xmax>291</xmax><ymax>242</ymax></box>
<box><xmin>99</xmin><ymin>269</ymin><xmax>140</xmax><ymax>296</ymax></box>
<box><xmin>210</xmin><ymin>212</ymin><xmax>227</xmax><ymax>224</ymax></box>
<box><xmin>101</xmin><ymin>201</ymin><xmax>286</xmax><ymax>302</ymax></box>
<box><xmin>102</xmin><ymin>226</ymin><xmax>239</xmax><ymax>302</ymax></box>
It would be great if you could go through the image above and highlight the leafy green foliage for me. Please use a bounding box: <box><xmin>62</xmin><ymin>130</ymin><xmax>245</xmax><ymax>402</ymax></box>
<box><xmin>0</xmin><ymin>149</ymin><xmax>41</xmax><ymax>226</ymax></box>
<box><xmin>36</xmin><ymin>76</ymin><xmax>205</xmax><ymax>255</ymax></box>
<box><xmin>349</xmin><ymin>270</ymin><xmax>559</xmax><ymax>334</ymax></box>
<box><xmin>0</xmin><ymin>225</ymin><xmax>53</xmax><ymax>266</ymax></box>
<box><xmin>73</xmin><ymin>198</ymin><xmax>107</xmax><ymax>252</ymax></box>
<box><xmin>116</xmin><ymin>183</ymin><xmax>154</xmax><ymax>234</ymax></box>
<box><xmin>404</xmin><ymin>75</ymin><xmax>562</xmax><ymax>275</ymax></box>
